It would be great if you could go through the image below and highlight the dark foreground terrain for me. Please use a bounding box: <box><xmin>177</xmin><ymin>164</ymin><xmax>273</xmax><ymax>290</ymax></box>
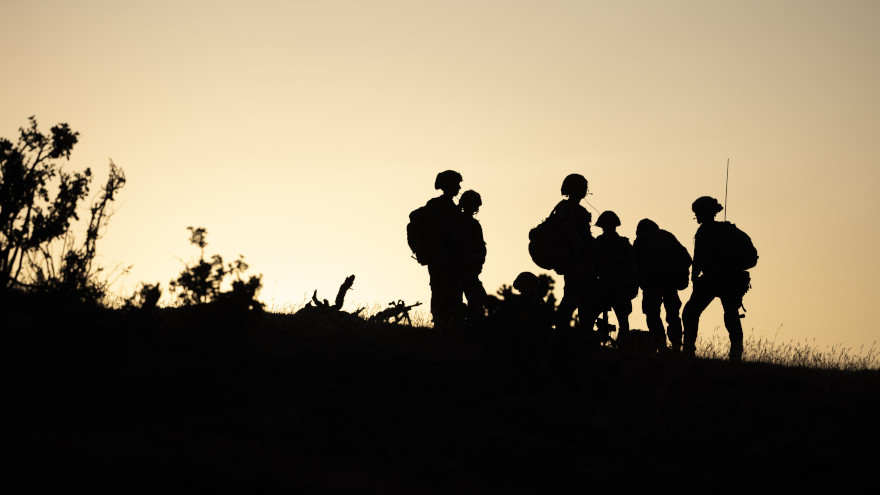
<box><xmin>2</xmin><ymin>302</ymin><xmax>878</xmax><ymax>493</ymax></box>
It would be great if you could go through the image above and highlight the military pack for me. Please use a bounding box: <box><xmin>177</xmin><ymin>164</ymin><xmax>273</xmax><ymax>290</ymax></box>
<box><xmin>528</xmin><ymin>208</ymin><xmax>573</xmax><ymax>272</ymax></box>
<box><xmin>720</xmin><ymin>222</ymin><xmax>758</xmax><ymax>271</ymax></box>
<box><xmin>407</xmin><ymin>205</ymin><xmax>433</xmax><ymax>266</ymax></box>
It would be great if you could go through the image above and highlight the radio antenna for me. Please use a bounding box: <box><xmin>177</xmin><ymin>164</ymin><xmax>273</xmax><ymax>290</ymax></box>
<box><xmin>724</xmin><ymin>158</ymin><xmax>730</xmax><ymax>221</ymax></box>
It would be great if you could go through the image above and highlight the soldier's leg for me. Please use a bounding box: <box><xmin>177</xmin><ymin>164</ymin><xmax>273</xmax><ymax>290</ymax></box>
<box><xmin>682</xmin><ymin>283</ymin><xmax>715</xmax><ymax>356</ymax></box>
<box><xmin>642</xmin><ymin>290</ymin><xmax>666</xmax><ymax>350</ymax></box>
<box><xmin>577</xmin><ymin>280</ymin><xmax>603</xmax><ymax>333</ymax></box>
<box><xmin>720</xmin><ymin>293</ymin><xmax>745</xmax><ymax>362</ymax></box>
<box><xmin>556</xmin><ymin>274</ymin><xmax>580</xmax><ymax>329</ymax></box>
<box><xmin>463</xmin><ymin>274</ymin><xmax>487</xmax><ymax>321</ymax></box>
<box><xmin>613</xmin><ymin>297</ymin><xmax>632</xmax><ymax>336</ymax></box>
<box><xmin>580</xmin><ymin>304</ymin><xmax>604</xmax><ymax>345</ymax></box>
<box><xmin>663</xmin><ymin>290</ymin><xmax>683</xmax><ymax>352</ymax></box>
<box><xmin>429</xmin><ymin>265</ymin><xmax>463</xmax><ymax>329</ymax></box>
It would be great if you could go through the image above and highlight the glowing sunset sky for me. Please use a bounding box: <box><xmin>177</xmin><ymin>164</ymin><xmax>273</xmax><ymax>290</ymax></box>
<box><xmin>3</xmin><ymin>0</ymin><xmax>879</xmax><ymax>351</ymax></box>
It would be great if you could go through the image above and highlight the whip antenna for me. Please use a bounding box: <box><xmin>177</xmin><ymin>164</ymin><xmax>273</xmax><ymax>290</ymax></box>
<box><xmin>724</xmin><ymin>158</ymin><xmax>730</xmax><ymax>221</ymax></box>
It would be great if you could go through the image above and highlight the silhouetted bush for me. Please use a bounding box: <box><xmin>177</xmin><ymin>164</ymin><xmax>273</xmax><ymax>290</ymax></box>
<box><xmin>169</xmin><ymin>226</ymin><xmax>263</xmax><ymax>310</ymax></box>
<box><xmin>123</xmin><ymin>282</ymin><xmax>161</xmax><ymax>312</ymax></box>
<box><xmin>0</xmin><ymin>116</ymin><xmax>126</xmax><ymax>305</ymax></box>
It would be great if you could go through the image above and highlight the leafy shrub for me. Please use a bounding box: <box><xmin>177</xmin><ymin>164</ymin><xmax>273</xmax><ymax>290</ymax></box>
<box><xmin>170</xmin><ymin>226</ymin><xmax>263</xmax><ymax>310</ymax></box>
<box><xmin>0</xmin><ymin>116</ymin><xmax>125</xmax><ymax>304</ymax></box>
<box><xmin>123</xmin><ymin>282</ymin><xmax>162</xmax><ymax>311</ymax></box>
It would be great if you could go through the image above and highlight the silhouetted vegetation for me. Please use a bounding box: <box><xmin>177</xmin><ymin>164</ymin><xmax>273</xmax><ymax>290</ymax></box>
<box><xmin>169</xmin><ymin>226</ymin><xmax>263</xmax><ymax>311</ymax></box>
<box><xmin>0</xmin><ymin>116</ymin><xmax>125</xmax><ymax>304</ymax></box>
<box><xmin>122</xmin><ymin>281</ymin><xmax>161</xmax><ymax>312</ymax></box>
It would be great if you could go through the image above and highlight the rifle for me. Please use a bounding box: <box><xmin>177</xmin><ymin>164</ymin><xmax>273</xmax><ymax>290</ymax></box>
<box><xmin>369</xmin><ymin>300</ymin><xmax>423</xmax><ymax>325</ymax></box>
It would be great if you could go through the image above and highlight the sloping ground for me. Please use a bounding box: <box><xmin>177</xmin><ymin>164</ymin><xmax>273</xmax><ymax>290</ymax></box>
<box><xmin>1</xmin><ymin>304</ymin><xmax>878</xmax><ymax>493</ymax></box>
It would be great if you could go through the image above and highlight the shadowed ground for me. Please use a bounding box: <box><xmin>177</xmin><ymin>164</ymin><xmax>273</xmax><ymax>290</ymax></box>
<box><xmin>2</xmin><ymin>303</ymin><xmax>877</xmax><ymax>493</ymax></box>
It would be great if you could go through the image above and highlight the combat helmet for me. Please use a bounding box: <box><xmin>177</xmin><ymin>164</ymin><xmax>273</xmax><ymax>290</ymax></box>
<box><xmin>435</xmin><ymin>170</ymin><xmax>463</xmax><ymax>191</ymax></box>
<box><xmin>636</xmin><ymin>218</ymin><xmax>659</xmax><ymax>238</ymax></box>
<box><xmin>692</xmin><ymin>196</ymin><xmax>723</xmax><ymax>215</ymax></box>
<box><xmin>513</xmin><ymin>271</ymin><xmax>539</xmax><ymax>294</ymax></box>
<box><xmin>459</xmin><ymin>190</ymin><xmax>482</xmax><ymax>213</ymax></box>
<box><xmin>560</xmin><ymin>174</ymin><xmax>588</xmax><ymax>198</ymax></box>
<box><xmin>595</xmin><ymin>210</ymin><xmax>621</xmax><ymax>229</ymax></box>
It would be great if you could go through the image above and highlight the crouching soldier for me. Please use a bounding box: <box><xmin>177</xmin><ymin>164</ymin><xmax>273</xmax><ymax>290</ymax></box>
<box><xmin>510</xmin><ymin>271</ymin><xmax>555</xmax><ymax>361</ymax></box>
<box><xmin>633</xmin><ymin>218</ymin><xmax>692</xmax><ymax>353</ymax></box>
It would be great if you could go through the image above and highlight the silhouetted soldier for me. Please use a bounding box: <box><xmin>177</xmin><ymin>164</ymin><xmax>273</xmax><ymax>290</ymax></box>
<box><xmin>552</xmin><ymin>174</ymin><xmax>598</xmax><ymax>330</ymax></box>
<box><xmin>633</xmin><ymin>218</ymin><xmax>692</xmax><ymax>353</ymax></box>
<box><xmin>458</xmin><ymin>190</ymin><xmax>488</xmax><ymax>321</ymax></box>
<box><xmin>511</xmin><ymin>271</ymin><xmax>554</xmax><ymax>359</ymax></box>
<box><xmin>512</xmin><ymin>271</ymin><xmax>555</xmax><ymax>333</ymax></box>
<box><xmin>592</xmin><ymin>211</ymin><xmax>638</xmax><ymax>342</ymax></box>
<box><xmin>682</xmin><ymin>196</ymin><xmax>757</xmax><ymax>362</ymax></box>
<box><xmin>412</xmin><ymin>170</ymin><xmax>465</xmax><ymax>329</ymax></box>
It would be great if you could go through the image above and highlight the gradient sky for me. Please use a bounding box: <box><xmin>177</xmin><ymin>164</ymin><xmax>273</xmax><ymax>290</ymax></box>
<box><xmin>3</xmin><ymin>0</ymin><xmax>879</xmax><ymax>351</ymax></box>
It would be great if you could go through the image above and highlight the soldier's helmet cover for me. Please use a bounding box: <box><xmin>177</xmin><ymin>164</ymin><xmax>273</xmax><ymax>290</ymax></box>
<box><xmin>595</xmin><ymin>210</ymin><xmax>621</xmax><ymax>228</ymax></box>
<box><xmin>513</xmin><ymin>271</ymin><xmax>539</xmax><ymax>293</ymax></box>
<box><xmin>434</xmin><ymin>170</ymin><xmax>463</xmax><ymax>190</ymax></box>
<box><xmin>692</xmin><ymin>196</ymin><xmax>724</xmax><ymax>215</ymax></box>
<box><xmin>560</xmin><ymin>174</ymin><xmax>589</xmax><ymax>197</ymax></box>
<box><xmin>636</xmin><ymin>218</ymin><xmax>659</xmax><ymax>238</ymax></box>
<box><xmin>459</xmin><ymin>190</ymin><xmax>482</xmax><ymax>210</ymax></box>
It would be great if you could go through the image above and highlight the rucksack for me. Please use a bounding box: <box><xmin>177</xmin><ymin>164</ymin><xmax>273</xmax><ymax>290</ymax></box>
<box><xmin>720</xmin><ymin>222</ymin><xmax>758</xmax><ymax>271</ymax></box>
<box><xmin>407</xmin><ymin>205</ymin><xmax>432</xmax><ymax>265</ymax></box>
<box><xmin>528</xmin><ymin>207</ymin><xmax>576</xmax><ymax>272</ymax></box>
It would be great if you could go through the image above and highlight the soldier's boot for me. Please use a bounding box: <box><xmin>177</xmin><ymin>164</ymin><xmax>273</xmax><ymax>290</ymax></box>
<box><xmin>645</xmin><ymin>319</ymin><xmax>664</xmax><ymax>353</ymax></box>
<box><xmin>667</xmin><ymin>320</ymin><xmax>683</xmax><ymax>355</ymax></box>
<box><xmin>681</xmin><ymin>305</ymin><xmax>700</xmax><ymax>359</ymax></box>
<box><xmin>729</xmin><ymin>342</ymin><xmax>743</xmax><ymax>363</ymax></box>
<box><xmin>724</xmin><ymin>312</ymin><xmax>744</xmax><ymax>364</ymax></box>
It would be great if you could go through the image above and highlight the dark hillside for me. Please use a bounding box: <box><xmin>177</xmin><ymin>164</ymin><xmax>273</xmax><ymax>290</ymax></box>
<box><xmin>2</xmin><ymin>302</ymin><xmax>878</xmax><ymax>493</ymax></box>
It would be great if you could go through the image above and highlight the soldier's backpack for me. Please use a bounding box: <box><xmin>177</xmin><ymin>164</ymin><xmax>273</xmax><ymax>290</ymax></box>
<box><xmin>407</xmin><ymin>205</ymin><xmax>432</xmax><ymax>265</ymax></box>
<box><xmin>720</xmin><ymin>222</ymin><xmax>758</xmax><ymax>271</ymax></box>
<box><xmin>528</xmin><ymin>207</ymin><xmax>575</xmax><ymax>272</ymax></box>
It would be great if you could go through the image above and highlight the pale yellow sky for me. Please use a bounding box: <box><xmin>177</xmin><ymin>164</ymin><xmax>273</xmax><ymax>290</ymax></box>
<box><xmin>3</xmin><ymin>0</ymin><xmax>879</xmax><ymax>350</ymax></box>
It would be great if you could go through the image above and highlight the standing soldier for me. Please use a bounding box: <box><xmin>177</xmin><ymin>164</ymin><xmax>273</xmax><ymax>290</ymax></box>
<box><xmin>458</xmin><ymin>190</ymin><xmax>488</xmax><ymax>321</ymax></box>
<box><xmin>682</xmin><ymin>196</ymin><xmax>758</xmax><ymax>362</ymax></box>
<box><xmin>408</xmin><ymin>170</ymin><xmax>465</xmax><ymax>329</ymax></box>
<box><xmin>551</xmin><ymin>173</ymin><xmax>598</xmax><ymax>330</ymax></box>
<box><xmin>592</xmin><ymin>211</ymin><xmax>638</xmax><ymax>342</ymax></box>
<box><xmin>633</xmin><ymin>218</ymin><xmax>692</xmax><ymax>353</ymax></box>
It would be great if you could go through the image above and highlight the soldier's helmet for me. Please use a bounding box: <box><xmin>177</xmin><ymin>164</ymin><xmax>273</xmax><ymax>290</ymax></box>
<box><xmin>636</xmin><ymin>218</ymin><xmax>659</xmax><ymax>238</ymax></box>
<box><xmin>692</xmin><ymin>196</ymin><xmax>723</xmax><ymax>215</ymax></box>
<box><xmin>595</xmin><ymin>210</ymin><xmax>621</xmax><ymax>229</ymax></box>
<box><xmin>435</xmin><ymin>170</ymin><xmax>463</xmax><ymax>191</ymax></box>
<box><xmin>459</xmin><ymin>190</ymin><xmax>482</xmax><ymax>212</ymax></box>
<box><xmin>560</xmin><ymin>174</ymin><xmax>589</xmax><ymax>198</ymax></box>
<box><xmin>513</xmin><ymin>271</ymin><xmax>539</xmax><ymax>294</ymax></box>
